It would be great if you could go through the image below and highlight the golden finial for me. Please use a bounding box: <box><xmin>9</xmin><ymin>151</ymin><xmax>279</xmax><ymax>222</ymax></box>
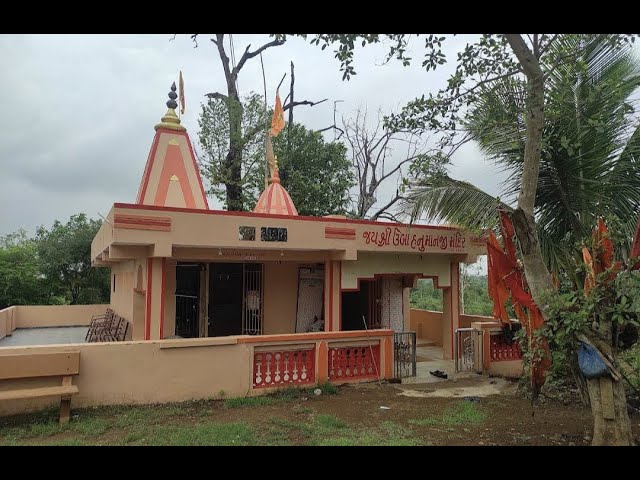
<box><xmin>155</xmin><ymin>82</ymin><xmax>186</xmax><ymax>132</ymax></box>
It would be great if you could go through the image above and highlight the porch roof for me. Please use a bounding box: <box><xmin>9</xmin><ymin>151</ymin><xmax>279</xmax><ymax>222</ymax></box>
<box><xmin>91</xmin><ymin>203</ymin><xmax>486</xmax><ymax>266</ymax></box>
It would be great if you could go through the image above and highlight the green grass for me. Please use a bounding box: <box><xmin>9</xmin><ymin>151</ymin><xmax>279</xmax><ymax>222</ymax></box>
<box><xmin>224</xmin><ymin>396</ymin><xmax>276</xmax><ymax>409</ymax></box>
<box><xmin>147</xmin><ymin>422</ymin><xmax>254</xmax><ymax>446</ymax></box>
<box><xmin>620</xmin><ymin>343</ymin><xmax>640</xmax><ymax>391</ymax></box>
<box><xmin>409</xmin><ymin>401</ymin><xmax>488</xmax><ymax>427</ymax></box>
<box><xmin>0</xmin><ymin>383</ymin><xmax>423</xmax><ymax>446</ymax></box>
<box><xmin>268</xmin><ymin>413</ymin><xmax>422</xmax><ymax>446</ymax></box>
<box><xmin>224</xmin><ymin>383</ymin><xmax>338</xmax><ymax>409</ymax></box>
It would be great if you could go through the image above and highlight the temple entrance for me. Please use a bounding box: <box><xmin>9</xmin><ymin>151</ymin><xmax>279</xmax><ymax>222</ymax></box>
<box><xmin>208</xmin><ymin>262</ymin><xmax>264</xmax><ymax>336</ymax></box>
<box><xmin>341</xmin><ymin>278</ymin><xmax>383</xmax><ymax>331</ymax></box>
<box><xmin>208</xmin><ymin>263</ymin><xmax>244</xmax><ymax>336</ymax></box>
<box><xmin>174</xmin><ymin>262</ymin><xmax>264</xmax><ymax>338</ymax></box>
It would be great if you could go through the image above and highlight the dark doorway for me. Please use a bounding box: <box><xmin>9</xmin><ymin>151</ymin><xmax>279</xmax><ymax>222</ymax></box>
<box><xmin>175</xmin><ymin>263</ymin><xmax>201</xmax><ymax>338</ymax></box>
<box><xmin>209</xmin><ymin>263</ymin><xmax>244</xmax><ymax>336</ymax></box>
<box><xmin>341</xmin><ymin>279</ymin><xmax>382</xmax><ymax>331</ymax></box>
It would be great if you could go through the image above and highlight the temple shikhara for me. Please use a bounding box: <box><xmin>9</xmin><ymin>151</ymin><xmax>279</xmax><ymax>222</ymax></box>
<box><xmin>91</xmin><ymin>83</ymin><xmax>485</xmax><ymax>360</ymax></box>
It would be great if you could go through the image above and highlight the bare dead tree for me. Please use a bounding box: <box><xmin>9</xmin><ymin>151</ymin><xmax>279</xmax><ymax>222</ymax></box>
<box><xmin>191</xmin><ymin>35</ymin><xmax>337</xmax><ymax>209</ymax></box>
<box><xmin>343</xmin><ymin>108</ymin><xmax>433</xmax><ymax>221</ymax></box>
<box><xmin>193</xmin><ymin>34</ymin><xmax>285</xmax><ymax>210</ymax></box>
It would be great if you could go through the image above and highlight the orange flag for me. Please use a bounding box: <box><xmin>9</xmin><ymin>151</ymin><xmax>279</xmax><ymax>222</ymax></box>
<box><xmin>269</xmin><ymin>92</ymin><xmax>285</xmax><ymax>137</ymax></box>
<box><xmin>179</xmin><ymin>71</ymin><xmax>185</xmax><ymax>115</ymax></box>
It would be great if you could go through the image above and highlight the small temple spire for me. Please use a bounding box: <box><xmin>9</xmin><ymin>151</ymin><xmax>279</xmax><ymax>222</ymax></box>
<box><xmin>155</xmin><ymin>81</ymin><xmax>186</xmax><ymax>132</ymax></box>
<box><xmin>254</xmin><ymin>158</ymin><xmax>298</xmax><ymax>216</ymax></box>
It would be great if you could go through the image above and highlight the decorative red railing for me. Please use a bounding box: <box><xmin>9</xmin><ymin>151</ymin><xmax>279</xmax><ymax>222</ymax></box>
<box><xmin>253</xmin><ymin>347</ymin><xmax>316</xmax><ymax>388</ymax></box>
<box><xmin>489</xmin><ymin>334</ymin><xmax>523</xmax><ymax>362</ymax></box>
<box><xmin>328</xmin><ymin>345</ymin><xmax>380</xmax><ymax>380</ymax></box>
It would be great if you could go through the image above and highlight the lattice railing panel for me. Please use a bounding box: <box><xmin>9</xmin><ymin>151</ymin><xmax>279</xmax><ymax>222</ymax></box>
<box><xmin>328</xmin><ymin>345</ymin><xmax>380</xmax><ymax>380</ymax></box>
<box><xmin>253</xmin><ymin>348</ymin><xmax>315</xmax><ymax>388</ymax></box>
<box><xmin>489</xmin><ymin>334</ymin><xmax>523</xmax><ymax>362</ymax></box>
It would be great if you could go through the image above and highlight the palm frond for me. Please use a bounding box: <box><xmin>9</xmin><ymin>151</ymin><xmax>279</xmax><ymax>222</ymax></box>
<box><xmin>402</xmin><ymin>175</ymin><xmax>511</xmax><ymax>233</ymax></box>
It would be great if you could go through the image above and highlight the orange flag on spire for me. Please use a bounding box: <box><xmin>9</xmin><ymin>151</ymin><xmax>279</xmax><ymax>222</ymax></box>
<box><xmin>179</xmin><ymin>71</ymin><xmax>185</xmax><ymax>115</ymax></box>
<box><xmin>269</xmin><ymin>92</ymin><xmax>285</xmax><ymax>137</ymax></box>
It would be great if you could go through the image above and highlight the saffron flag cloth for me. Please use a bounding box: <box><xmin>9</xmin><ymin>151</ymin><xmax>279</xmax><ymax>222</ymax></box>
<box><xmin>269</xmin><ymin>92</ymin><xmax>285</xmax><ymax>137</ymax></box>
<box><xmin>179</xmin><ymin>71</ymin><xmax>185</xmax><ymax>115</ymax></box>
<box><xmin>486</xmin><ymin>210</ymin><xmax>550</xmax><ymax>395</ymax></box>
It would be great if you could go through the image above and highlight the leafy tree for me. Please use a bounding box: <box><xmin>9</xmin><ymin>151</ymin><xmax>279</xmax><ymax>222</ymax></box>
<box><xmin>198</xmin><ymin>92</ymin><xmax>267</xmax><ymax>210</ymax></box>
<box><xmin>273</xmin><ymin>122</ymin><xmax>353</xmax><ymax>216</ymax></box>
<box><xmin>410</xmin><ymin>275</ymin><xmax>494</xmax><ymax>316</ymax></box>
<box><xmin>189</xmin><ymin>34</ymin><xmax>329</xmax><ymax>211</ymax></box>
<box><xmin>406</xmin><ymin>37</ymin><xmax>640</xmax><ymax>283</ymax></box>
<box><xmin>35</xmin><ymin>214</ymin><xmax>109</xmax><ymax>305</ymax></box>
<box><xmin>286</xmin><ymin>32</ymin><xmax>638</xmax><ymax>445</ymax></box>
<box><xmin>198</xmin><ymin>93</ymin><xmax>354</xmax><ymax>216</ymax></box>
<box><xmin>0</xmin><ymin>230</ymin><xmax>48</xmax><ymax>309</ymax></box>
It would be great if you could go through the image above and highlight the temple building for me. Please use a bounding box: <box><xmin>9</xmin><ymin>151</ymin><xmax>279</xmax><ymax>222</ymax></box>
<box><xmin>90</xmin><ymin>84</ymin><xmax>486</xmax><ymax>360</ymax></box>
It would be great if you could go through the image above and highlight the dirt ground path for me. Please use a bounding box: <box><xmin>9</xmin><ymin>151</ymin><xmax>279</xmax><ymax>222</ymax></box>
<box><xmin>2</xmin><ymin>376</ymin><xmax>639</xmax><ymax>445</ymax></box>
<box><xmin>216</xmin><ymin>377</ymin><xmax>639</xmax><ymax>446</ymax></box>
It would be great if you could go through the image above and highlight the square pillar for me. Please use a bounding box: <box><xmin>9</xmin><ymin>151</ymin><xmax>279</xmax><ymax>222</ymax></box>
<box><xmin>145</xmin><ymin>257</ymin><xmax>166</xmax><ymax>340</ymax></box>
<box><xmin>323</xmin><ymin>260</ymin><xmax>342</xmax><ymax>331</ymax></box>
<box><xmin>442</xmin><ymin>262</ymin><xmax>461</xmax><ymax>359</ymax></box>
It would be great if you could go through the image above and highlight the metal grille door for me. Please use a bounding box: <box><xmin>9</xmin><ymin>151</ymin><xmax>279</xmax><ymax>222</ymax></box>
<box><xmin>393</xmin><ymin>331</ymin><xmax>417</xmax><ymax>378</ymax></box>
<box><xmin>454</xmin><ymin>328</ymin><xmax>484</xmax><ymax>373</ymax></box>
<box><xmin>242</xmin><ymin>263</ymin><xmax>264</xmax><ymax>335</ymax></box>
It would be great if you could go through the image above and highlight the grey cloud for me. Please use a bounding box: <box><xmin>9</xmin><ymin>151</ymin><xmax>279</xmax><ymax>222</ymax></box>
<box><xmin>1</xmin><ymin>34</ymin><xmax>502</xmax><ymax>244</ymax></box>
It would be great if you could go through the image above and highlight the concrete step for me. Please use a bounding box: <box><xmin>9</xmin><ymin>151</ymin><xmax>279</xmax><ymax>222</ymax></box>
<box><xmin>416</xmin><ymin>339</ymin><xmax>437</xmax><ymax>347</ymax></box>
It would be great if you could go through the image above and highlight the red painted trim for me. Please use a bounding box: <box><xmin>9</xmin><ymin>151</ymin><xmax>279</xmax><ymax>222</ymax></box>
<box><xmin>183</xmin><ymin>131</ymin><xmax>210</xmax><ymax>209</ymax></box>
<box><xmin>113</xmin><ymin>223</ymin><xmax>171</xmax><ymax>232</ymax></box>
<box><xmin>266</xmin><ymin>183</ymin><xmax>276</xmax><ymax>212</ymax></box>
<box><xmin>160</xmin><ymin>258</ymin><xmax>166</xmax><ymax>340</ymax></box>
<box><xmin>325</xmin><ymin>226</ymin><xmax>356</xmax><ymax>240</ymax></box>
<box><xmin>113</xmin><ymin>202</ymin><xmax>462</xmax><ymax>231</ymax></box>
<box><xmin>325</xmin><ymin>227</ymin><xmax>356</xmax><ymax>235</ymax></box>
<box><xmin>283</xmin><ymin>190</ymin><xmax>296</xmax><ymax>215</ymax></box>
<box><xmin>154</xmin><ymin>142</ymin><xmax>197</xmax><ymax>208</ymax></box>
<box><xmin>329</xmin><ymin>261</ymin><xmax>334</xmax><ymax>331</ymax></box>
<box><xmin>338</xmin><ymin>261</ymin><xmax>342</xmax><ymax>331</ymax></box>
<box><xmin>145</xmin><ymin>259</ymin><xmax>153</xmax><ymax>341</ymax></box>
<box><xmin>137</xmin><ymin>132</ymin><xmax>162</xmax><ymax>204</ymax></box>
<box><xmin>138</xmin><ymin>129</ymin><xmax>209</xmax><ymax>209</ymax></box>
<box><xmin>113</xmin><ymin>214</ymin><xmax>172</xmax><ymax>225</ymax></box>
<box><xmin>237</xmin><ymin>328</ymin><xmax>393</xmax><ymax>343</ymax></box>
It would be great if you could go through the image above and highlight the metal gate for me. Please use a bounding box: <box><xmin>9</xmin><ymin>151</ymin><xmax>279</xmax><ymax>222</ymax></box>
<box><xmin>242</xmin><ymin>263</ymin><xmax>264</xmax><ymax>335</ymax></box>
<box><xmin>393</xmin><ymin>331</ymin><xmax>417</xmax><ymax>379</ymax></box>
<box><xmin>454</xmin><ymin>328</ymin><xmax>484</xmax><ymax>373</ymax></box>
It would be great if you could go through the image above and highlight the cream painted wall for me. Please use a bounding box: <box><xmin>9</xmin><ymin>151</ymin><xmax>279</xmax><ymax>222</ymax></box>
<box><xmin>0</xmin><ymin>330</ymin><xmax>393</xmax><ymax>416</ymax></box>
<box><xmin>263</xmin><ymin>262</ymin><xmax>299</xmax><ymax>334</ymax></box>
<box><xmin>0</xmin><ymin>340</ymin><xmax>251</xmax><ymax>415</ymax></box>
<box><xmin>16</xmin><ymin>305</ymin><xmax>107</xmax><ymax>328</ymax></box>
<box><xmin>110</xmin><ymin>261</ymin><xmax>135</xmax><ymax>325</ymax></box>
<box><xmin>341</xmin><ymin>252</ymin><xmax>451</xmax><ymax>290</ymax></box>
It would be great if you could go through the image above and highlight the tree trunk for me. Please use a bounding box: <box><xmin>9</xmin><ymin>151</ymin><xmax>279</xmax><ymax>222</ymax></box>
<box><xmin>224</xmin><ymin>84</ymin><xmax>244</xmax><ymax>212</ymax></box>
<box><xmin>585</xmin><ymin>319</ymin><xmax>634</xmax><ymax>446</ymax></box>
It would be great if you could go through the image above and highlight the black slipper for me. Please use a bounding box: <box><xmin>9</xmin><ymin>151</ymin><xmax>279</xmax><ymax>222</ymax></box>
<box><xmin>430</xmin><ymin>370</ymin><xmax>448</xmax><ymax>379</ymax></box>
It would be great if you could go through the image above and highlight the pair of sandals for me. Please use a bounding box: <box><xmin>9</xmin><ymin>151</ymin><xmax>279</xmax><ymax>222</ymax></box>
<box><xmin>430</xmin><ymin>370</ymin><xmax>448</xmax><ymax>379</ymax></box>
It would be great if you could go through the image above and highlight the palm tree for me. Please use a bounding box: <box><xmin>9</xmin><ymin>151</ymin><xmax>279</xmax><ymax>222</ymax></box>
<box><xmin>406</xmin><ymin>35</ymin><xmax>640</xmax><ymax>281</ymax></box>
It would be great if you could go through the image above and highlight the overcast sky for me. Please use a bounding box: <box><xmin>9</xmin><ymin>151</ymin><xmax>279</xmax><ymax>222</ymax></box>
<box><xmin>0</xmin><ymin>34</ymin><xmax>508</xmax><ymax>241</ymax></box>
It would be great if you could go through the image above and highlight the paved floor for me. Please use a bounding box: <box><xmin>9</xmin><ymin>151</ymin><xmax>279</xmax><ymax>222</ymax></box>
<box><xmin>0</xmin><ymin>327</ymin><xmax>88</xmax><ymax>347</ymax></box>
<box><xmin>402</xmin><ymin>343</ymin><xmax>479</xmax><ymax>385</ymax></box>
